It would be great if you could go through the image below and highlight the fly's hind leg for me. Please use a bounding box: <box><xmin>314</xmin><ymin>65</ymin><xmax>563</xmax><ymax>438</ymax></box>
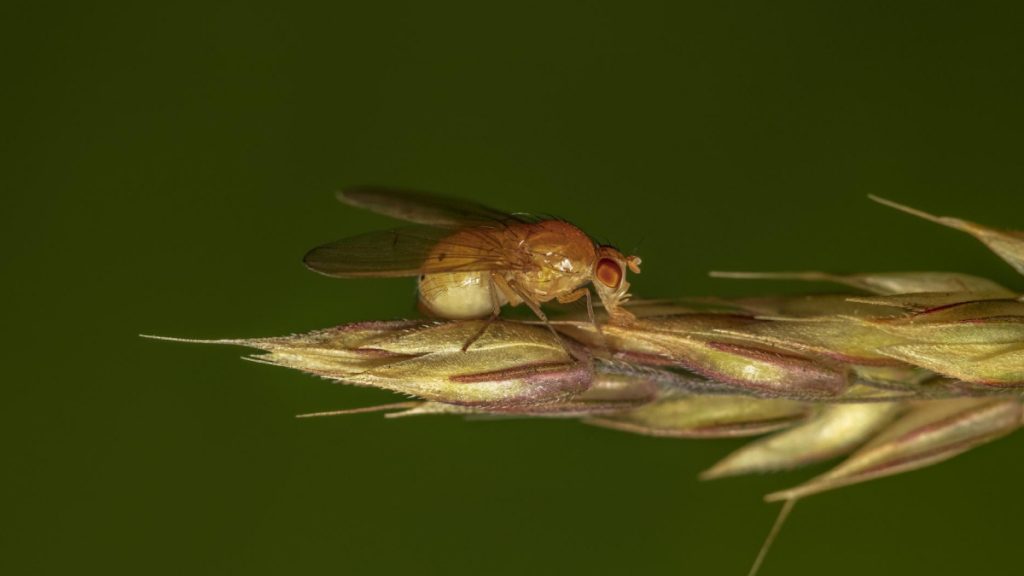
<box><xmin>461</xmin><ymin>274</ymin><xmax>504</xmax><ymax>352</ymax></box>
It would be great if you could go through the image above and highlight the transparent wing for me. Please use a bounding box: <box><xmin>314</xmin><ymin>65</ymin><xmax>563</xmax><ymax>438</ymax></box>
<box><xmin>303</xmin><ymin>225</ymin><xmax>526</xmax><ymax>278</ymax></box>
<box><xmin>337</xmin><ymin>186</ymin><xmax>529</xmax><ymax>227</ymax></box>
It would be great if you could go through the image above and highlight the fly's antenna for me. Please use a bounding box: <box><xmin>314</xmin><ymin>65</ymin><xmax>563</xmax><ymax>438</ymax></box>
<box><xmin>748</xmin><ymin>498</ymin><xmax>797</xmax><ymax>576</ymax></box>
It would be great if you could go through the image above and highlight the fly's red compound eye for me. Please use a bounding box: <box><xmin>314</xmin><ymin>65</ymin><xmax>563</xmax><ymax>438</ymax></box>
<box><xmin>595</xmin><ymin>258</ymin><xmax>623</xmax><ymax>289</ymax></box>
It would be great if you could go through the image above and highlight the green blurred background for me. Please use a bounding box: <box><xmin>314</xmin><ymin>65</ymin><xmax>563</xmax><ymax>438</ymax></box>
<box><xmin>5</xmin><ymin>2</ymin><xmax>1024</xmax><ymax>574</ymax></box>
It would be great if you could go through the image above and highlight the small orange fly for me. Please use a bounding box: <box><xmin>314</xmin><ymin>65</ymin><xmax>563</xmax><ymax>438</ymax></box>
<box><xmin>303</xmin><ymin>187</ymin><xmax>642</xmax><ymax>339</ymax></box>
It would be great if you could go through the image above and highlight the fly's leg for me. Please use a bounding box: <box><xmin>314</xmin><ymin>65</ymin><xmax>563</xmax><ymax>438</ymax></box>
<box><xmin>491</xmin><ymin>274</ymin><xmax>522</xmax><ymax>307</ymax></box>
<box><xmin>556</xmin><ymin>287</ymin><xmax>586</xmax><ymax>307</ymax></box>
<box><xmin>461</xmin><ymin>274</ymin><xmax>504</xmax><ymax>352</ymax></box>
<box><xmin>556</xmin><ymin>287</ymin><xmax>602</xmax><ymax>335</ymax></box>
<box><xmin>558</xmin><ymin>286</ymin><xmax>613</xmax><ymax>356</ymax></box>
<box><xmin>502</xmin><ymin>278</ymin><xmax>582</xmax><ymax>361</ymax></box>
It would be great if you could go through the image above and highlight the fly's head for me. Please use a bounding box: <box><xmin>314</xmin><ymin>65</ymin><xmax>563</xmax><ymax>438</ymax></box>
<box><xmin>592</xmin><ymin>245</ymin><xmax>642</xmax><ymax>322</ymax></box>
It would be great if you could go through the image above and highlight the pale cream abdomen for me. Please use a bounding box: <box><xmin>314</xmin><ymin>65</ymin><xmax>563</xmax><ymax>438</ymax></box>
<box><xmin>418</xmin><ymin>272</ymin><xmax>500</xmax><ymax>319</ymax></box>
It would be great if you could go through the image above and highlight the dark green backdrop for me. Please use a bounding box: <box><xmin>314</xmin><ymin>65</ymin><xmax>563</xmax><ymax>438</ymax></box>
<box><xmin>6</xmin><ymin>2</ymin><xmax>1024</xmax><ymax>574</ymax></box>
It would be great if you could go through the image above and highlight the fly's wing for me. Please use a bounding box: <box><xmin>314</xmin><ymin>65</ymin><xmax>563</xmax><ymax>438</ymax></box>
<box><xmin>303</xmin><ymin>225</ymin><xmax>526</xmax><ymax>278</ymax></box>
<box><xmin>337</xmin><ymin>186</ymin><xmax>527</xmax><ymax>227</ymax></box>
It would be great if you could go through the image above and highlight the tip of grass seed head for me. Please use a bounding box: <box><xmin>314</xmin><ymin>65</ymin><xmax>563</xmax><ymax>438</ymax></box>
<box><xmin>868</xmin><ymin>195</ymin><xmax>949</xmax><ymax>226</ymax></box>
<box><xmin>139</xmin><ymin>333</ymin><xmax>204</xmax><ymax>343</ymax></box>
<box><xmin>295</xmin><ymin>402</ymin><xmax>421</xmax><ymax>419</ymax></box>
<box><xmin>139</xmin><ymin>334</ymin><xmax>252</xmax><ymax>346</ymax></box>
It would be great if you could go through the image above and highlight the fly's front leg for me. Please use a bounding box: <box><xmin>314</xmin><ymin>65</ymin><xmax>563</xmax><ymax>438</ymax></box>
<box><xmin>461</xmin><ymin>273</ymin><xmax>505</xmax><ymax>352</ymax></box>
<box><xmin>556</xmin><ymin>287</ymin><xmax>601</xmax><ymax>335</ymax></box>
<box><xmin>556</xmin><ymin>288</ymin><xmax>587</xmax><ymax>304</ymax></box>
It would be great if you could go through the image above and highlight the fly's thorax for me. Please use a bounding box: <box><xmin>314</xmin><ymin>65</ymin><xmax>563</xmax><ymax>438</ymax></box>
<box><xmin>418</xmin><ymin>272</ymin><xmax>503</xmax><ymax>319</ymax></box>
<box><xmin>509</xmin><ymin>268</ymin><xmax>592</xmax><ymax>302</ymax></box>
<box><xmin>508</xmin><ymin>220</ymin><xmax>597</xmax><ymax>302</ymax></box>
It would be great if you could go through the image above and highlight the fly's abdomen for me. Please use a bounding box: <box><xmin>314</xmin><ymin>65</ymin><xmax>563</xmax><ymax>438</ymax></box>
<box><xmin>418</xmin><ymin>272</ymin><xmax>498</xmax><ymax>319</ymax></box>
